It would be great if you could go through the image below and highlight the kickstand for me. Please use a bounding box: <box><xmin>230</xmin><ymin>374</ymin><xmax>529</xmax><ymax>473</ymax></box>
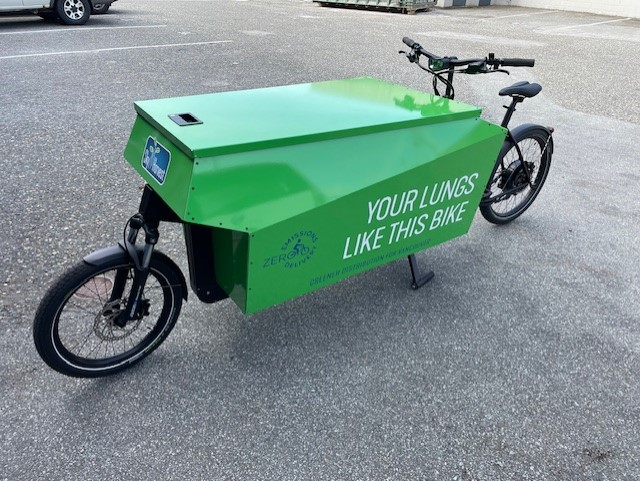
<box><xmin>407</xmin><ymin>254</ymin><xmax>434</xmax><ymax>290</ymax></box>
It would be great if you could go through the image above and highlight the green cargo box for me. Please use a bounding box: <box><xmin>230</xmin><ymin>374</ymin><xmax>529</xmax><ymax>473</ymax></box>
<box><xmin>313</xmin><ymin>0</ymin><xmax>437</xmax><ymax>14</ymax></box>
<box><xmin>124</xmin><ymin>77</ymin><xmax>506</xmax><ymax>313</ymax></box>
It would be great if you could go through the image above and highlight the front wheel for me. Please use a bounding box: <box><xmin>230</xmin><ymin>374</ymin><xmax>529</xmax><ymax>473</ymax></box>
<box><xmin>33</xmin><ymin>251</ymin><xmax>184</xmax><ymax>377</ymax></box>
<box><xmin>56</xmin><ymin>0</ymin><xmax>91</xmax><ymax>25</ymax></box>
<box><xmin>480</xmin><ymin>126</ymin><xmax>552</xmax><ymax>224</ymax></box>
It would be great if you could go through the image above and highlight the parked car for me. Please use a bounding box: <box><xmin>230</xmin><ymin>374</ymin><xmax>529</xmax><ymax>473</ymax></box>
<box><xmin>0</xmin><ymin>0</ymin><xmax>118</xmax><ymax>25</ymax></box>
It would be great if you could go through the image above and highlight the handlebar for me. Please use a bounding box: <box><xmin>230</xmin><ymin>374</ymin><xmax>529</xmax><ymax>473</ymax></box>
<box><xmin>501</xmin><ymin>58</ymin><xmax>535</xmax><ymax>68</ymax></box>
<box><xmin>401</xmin><ymin>36</ymin><xmax>534</xmax><ymax>72</ymax></box>
<box><xmin>402</xmin><ymin>37</ymin><xmax>416</xmax><ymax>48</ymax></box>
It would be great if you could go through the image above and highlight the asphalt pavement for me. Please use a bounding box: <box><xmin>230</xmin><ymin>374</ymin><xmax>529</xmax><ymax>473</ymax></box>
<box><xmin>1</xmin><ymin>2</ymin><xmax>639</xmax><ymax>480</ymax></box>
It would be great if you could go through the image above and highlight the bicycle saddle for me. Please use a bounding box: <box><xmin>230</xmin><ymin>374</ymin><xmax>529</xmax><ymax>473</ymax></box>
<box><xmin>499</xmin><ymin>81</ymin><xmax>542</xmax><ymax>98</ymax></box>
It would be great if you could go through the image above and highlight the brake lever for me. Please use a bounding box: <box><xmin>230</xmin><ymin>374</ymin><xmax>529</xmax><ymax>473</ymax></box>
<box><xmin>485</xmin><ymin>54</ymin><xmax>510</xmax><ymax>74</ymax></box>
<box><xmin>399</xmin><ymin>49</ymin><xmax>418</xmax><ymax>63</ymax></box>
<box><xmin>485</xmin><ymin>62</ymin><xmax>511</xmax><ymax>75</ymax></box>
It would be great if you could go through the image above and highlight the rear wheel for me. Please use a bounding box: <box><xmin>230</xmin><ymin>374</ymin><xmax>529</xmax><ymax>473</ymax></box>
<box><xmin>480</xmin><ymin>126</ymin><xmax>552</xmax><ymax>224</ymax></box>
<box><xmin>92</xmin><ymin>3</ymin><xmax>110</xmax><ymax>14</ymax></box>
<box><xmin>56</xmin><ymin>0</ymin><xmax>91</xmax><ymax>25</ymax></box>
<box><xmin>33</xmin><ymin>251</ymin><xmax>184</xmax><ymax>377</ymax></box>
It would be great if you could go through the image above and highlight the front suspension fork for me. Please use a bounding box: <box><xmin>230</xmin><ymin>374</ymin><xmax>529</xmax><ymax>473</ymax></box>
<box><xmin>114</xmin><ymin>213</ymin><xmax>159</xmax><ymax>327</ymax></box>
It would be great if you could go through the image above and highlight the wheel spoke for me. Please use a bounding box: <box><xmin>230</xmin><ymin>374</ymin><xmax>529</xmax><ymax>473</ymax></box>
<box><xmin>68</xmin><ymin>321</ymin><xmax>96</xmax><ymax>357</ymax></box>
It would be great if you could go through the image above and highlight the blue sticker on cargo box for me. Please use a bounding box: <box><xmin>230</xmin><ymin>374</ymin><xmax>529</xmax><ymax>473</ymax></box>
<box><xmin>141</xmin><ymin>137</ymin><xmax>171</xmax><ymax>185</ymax></box>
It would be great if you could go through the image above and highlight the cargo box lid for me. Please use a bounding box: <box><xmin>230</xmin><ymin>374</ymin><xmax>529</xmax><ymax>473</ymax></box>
<box><xmin>133</xmin><ymin>77</ymin><xmax>482</xmax><ymax>158</ymax></box>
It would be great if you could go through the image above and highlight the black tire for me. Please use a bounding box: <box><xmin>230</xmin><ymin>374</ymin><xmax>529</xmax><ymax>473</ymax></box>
<box><xmin>33</xmin><ymin>251</ymin><xmax>184</xmax><ymax>377</ymax></box>
<box><xmin>480</xmin><ymin>126</ymin><xmax>552</xmax><ymax>224</ymax></box>
<box><xmin>92</xmin><ymin>3</ymin><xmax>109</xmax><ymax>14</ymax></box>
<box><xmin>56</xmin><ymin>0</ymin><xmax>91</xmax><ymax>25</ymax></box>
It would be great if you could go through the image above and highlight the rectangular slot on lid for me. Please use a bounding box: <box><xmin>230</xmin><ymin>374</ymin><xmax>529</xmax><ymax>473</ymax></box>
<box><xmin>169</xmin><ymin>113</ymin><xmax>203</xmax><ymax>126</ymax></box>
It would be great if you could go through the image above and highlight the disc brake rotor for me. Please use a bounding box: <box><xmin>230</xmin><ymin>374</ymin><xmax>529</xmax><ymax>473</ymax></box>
<box><xmin>93</xmin><ymin>299</ymin><xmax>144</xmax><ymax>341</ymax></box>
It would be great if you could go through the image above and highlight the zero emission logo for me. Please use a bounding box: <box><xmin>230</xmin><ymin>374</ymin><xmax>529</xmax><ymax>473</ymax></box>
<box><xmin>263</xmin><ymin>230</ymin><xmax>318</xmax><ymax>269</ymax></box>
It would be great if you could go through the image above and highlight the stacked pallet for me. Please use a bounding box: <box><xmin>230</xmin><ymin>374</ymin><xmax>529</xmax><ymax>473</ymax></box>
<box><xmin>314</xmin><ymin>0</ymin><xmax>437</xmax><ymax>14</ymax></box>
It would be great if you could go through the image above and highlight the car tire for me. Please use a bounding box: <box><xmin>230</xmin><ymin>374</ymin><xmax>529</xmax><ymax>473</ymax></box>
<box><xmin>56</xmin><ymin>0</ymin><xmax>91</xmax><ymax>25</ymax></box>
<box><xmin>92</xmin><ymin>3</ymin><xmax>110</xmax><ymax>14</ymax></box>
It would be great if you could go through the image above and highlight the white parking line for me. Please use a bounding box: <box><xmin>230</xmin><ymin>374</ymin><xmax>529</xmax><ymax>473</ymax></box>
<box><xmin>0</xmin><ymin>24</ymin><xmax>168</xmax><ymax>35</ymax></box>
<box><xmin>484</xmin><ymin>11</ymin><xmax>558</xmax><ymax>20</ymax></box>
<box><xmin>0</xmin><ymin>40</ymin><xmax>232</xmax><ymax>60</ymax></box>
<box><xmin>550</xmin><ymin>17</ymin><xmax>632</xmax><ymax>31</ymax></box>
<box><xmin>415</xmin><ymin>31</ymin><xmax>546</xmax><ymax>47</ymax></box>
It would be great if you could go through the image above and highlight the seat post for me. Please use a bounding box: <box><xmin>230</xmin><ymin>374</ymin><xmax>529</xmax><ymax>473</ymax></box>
<box><xmin>501</xmin><ymin>95</ymin><xmax>524</xmax><ymax>128</ymax></box>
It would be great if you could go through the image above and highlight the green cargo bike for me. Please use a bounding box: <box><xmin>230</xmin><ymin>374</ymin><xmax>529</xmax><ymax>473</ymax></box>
<box><xmin>33</xmin><ymin>38</ymin><xmax>553</xmax><ymax>377</ymax></box>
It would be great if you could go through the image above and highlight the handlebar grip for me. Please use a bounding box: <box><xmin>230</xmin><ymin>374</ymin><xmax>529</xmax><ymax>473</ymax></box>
<box><xmin>403</xmin><ymin>37</ymin><xmax>417</xmax><ymax>48</ymax></box>
<box><xmin>501</xmin><ymin>58</ymin><xmax>535</xmax><ymax>67</ymax></box>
